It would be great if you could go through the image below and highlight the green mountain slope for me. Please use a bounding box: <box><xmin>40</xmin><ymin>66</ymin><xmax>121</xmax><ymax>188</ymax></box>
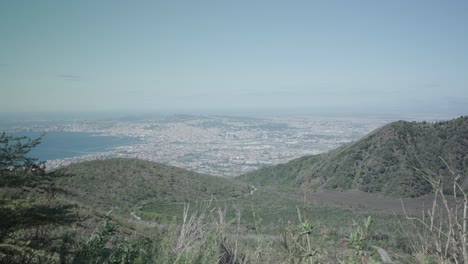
<box><xmin>238</xmin><ymin>116</ymin><xmax>468</xmax><ymax>197</ymax></box>
<box><xmin>56</xmin><ymin>158</ymin><xmax>250</xmax><ymax>212</ymax></box>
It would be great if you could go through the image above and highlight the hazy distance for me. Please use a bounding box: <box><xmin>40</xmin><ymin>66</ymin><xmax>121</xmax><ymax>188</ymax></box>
<box><xmin>1</xmin><ymin>1</ymin><xmax>467</xmax><ymax>116</ymax></box>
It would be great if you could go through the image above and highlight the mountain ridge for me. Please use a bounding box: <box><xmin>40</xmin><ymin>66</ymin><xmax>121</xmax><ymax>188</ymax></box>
<box><xmin>237</xmin><ymin>116</ymin><xmax>468</xmax><ymax>197</ymax></box>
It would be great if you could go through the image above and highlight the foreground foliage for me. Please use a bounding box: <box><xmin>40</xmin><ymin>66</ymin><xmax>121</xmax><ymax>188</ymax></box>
<box><xmin>404</xmin><ymin>159</ymin><xmax>468</xmax><ymax>263</ymax></box>
<box><xmin>2</xmin><ymin>130</ymin><xmax>468</xmax><ymax>263</ymax></box>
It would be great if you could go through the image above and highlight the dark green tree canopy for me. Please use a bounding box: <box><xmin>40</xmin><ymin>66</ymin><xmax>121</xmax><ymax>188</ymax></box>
<box><xmin>0</xmin><ymin>132</ymin><xmax>45</xmax><ymax>188</ymax></box>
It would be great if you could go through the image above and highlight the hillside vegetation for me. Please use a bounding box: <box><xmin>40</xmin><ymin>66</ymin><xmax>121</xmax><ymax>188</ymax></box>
<box><xmin>56</xmin><ymin>158</ymin><xmax>250</xmax><ymax>213</ymax></box>
<box><xmin>238</xmin><ymin>116</ymin><xmax>468</xmax><ymax>197</ymax></box>
<box><xmin>3</xmin><ymin>117</ymin><xmax>468</xmax><ymax>263</ymax></box>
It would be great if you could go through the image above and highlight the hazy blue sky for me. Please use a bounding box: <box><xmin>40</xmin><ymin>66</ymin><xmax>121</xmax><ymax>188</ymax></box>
<box><xmin>1</xmin><ymin>0</ymin><xmax>467</xmax><ymax>115</ymax></box>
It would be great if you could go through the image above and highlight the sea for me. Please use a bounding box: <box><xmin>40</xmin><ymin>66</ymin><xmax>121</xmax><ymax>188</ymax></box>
<box><xmin>5</xmin><ymin>131</ymin><xmax>138</xmax><ymax>161</ymax></box>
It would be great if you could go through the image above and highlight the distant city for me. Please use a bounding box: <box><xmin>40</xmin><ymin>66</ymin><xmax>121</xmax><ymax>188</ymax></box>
<box><xmin>2</xmin><ymin>114</ymin><xmax>448</xmax><ymax>176</ymax></box>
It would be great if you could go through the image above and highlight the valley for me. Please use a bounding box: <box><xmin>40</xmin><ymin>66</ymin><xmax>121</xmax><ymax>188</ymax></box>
<box><xmin>1</xmin><ymin>116</ymin><xmax>467</xmax><ymax>263</ymax></box>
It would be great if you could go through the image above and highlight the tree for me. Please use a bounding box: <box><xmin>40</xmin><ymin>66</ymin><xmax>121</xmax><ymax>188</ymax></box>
<box><xmin>0</xmin><ymin>132</ymin><xmax>46</xmax><ymax>189</ymax></box>
<box><xmin>0</xmin><ymin>132</ymin><xmax>77</xmax><ymax>263</ymax></box>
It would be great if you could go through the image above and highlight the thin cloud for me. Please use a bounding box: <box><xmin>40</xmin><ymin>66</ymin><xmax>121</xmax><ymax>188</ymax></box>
<box><xmin>58</xmin><ymin>74</ymin><xmax>83</xmax><ymax>82</ymax></box>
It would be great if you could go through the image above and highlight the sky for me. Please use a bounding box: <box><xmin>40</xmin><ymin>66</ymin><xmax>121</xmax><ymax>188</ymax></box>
<box><xmin>1</xmin><ymin>0</ymin><xmax>468</xmax><ymax>116</ymax></box>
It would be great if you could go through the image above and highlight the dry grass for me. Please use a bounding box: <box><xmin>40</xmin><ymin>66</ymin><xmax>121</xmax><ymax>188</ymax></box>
<box><xmin>403</xmin><ymin>157</ymin><xmax>467</xmax><ymax>263</ymax></box>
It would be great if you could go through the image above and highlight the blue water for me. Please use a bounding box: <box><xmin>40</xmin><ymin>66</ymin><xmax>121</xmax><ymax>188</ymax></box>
<box><xmin>6</xmin><ymin>131</ymin><xmax>138</xmax><ymax>161</ymax></box>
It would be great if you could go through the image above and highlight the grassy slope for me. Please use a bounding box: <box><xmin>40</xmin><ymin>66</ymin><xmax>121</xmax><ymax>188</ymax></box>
<box><xmin>8</xmin><ymin>120</ymin><xmax>461</xmax><ymax>262</ymax></box>
<box><xmin>56</xmin><ymin>158</ymin><xmax>250</xmax><ymax>213</ymax></box>
<box><xmin>238</xmin><ymin>116</ymin><xmax>468</xmax><ymax>197</ymax></box>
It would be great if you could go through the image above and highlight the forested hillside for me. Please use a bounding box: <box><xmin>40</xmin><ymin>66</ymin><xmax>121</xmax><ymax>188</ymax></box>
<box><xmin>57</xmin><ymin>158</ymin><xmax>250</xmax><ymax>212</ymax></box>
<box><xmin>238</xmin><ymin>116</ymin><xmax>468</xmax><ymax>197</ymax></box>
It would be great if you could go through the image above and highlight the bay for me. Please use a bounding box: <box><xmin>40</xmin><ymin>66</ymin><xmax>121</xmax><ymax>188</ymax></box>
<box><xmin>6</xmin><ymin>131</ymin><xmax>138</xmax><ymax>161</ymax></box>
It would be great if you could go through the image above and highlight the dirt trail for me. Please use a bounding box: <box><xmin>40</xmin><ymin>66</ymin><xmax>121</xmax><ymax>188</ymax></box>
<box><xmin>131</xmin><ymin>186</ymin><xmax>258</xmax><ymax>220</ymax></box>
<box><xmin>306</xmin><ymin>190</ymin><xmax>456</xmax><ymax>215</ymax></box>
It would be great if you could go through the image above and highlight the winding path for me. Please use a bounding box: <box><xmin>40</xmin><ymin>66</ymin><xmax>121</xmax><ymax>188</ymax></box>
<box><xmin>130</xmin><ymin>185</ymin><xmax>258</xmax><ymax>221</ymax></box>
